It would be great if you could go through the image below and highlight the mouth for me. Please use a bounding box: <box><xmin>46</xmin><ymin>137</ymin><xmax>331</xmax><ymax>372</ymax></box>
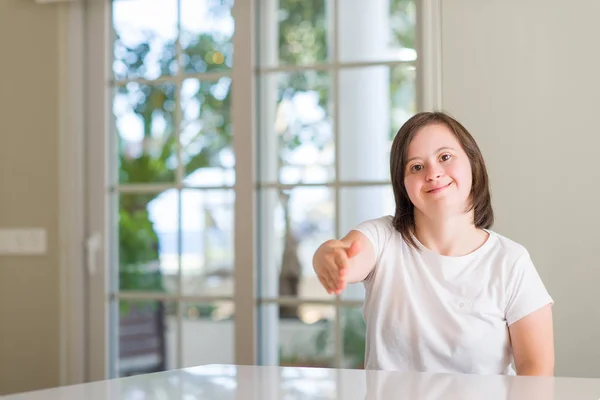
<box><xmin>427</xmin><ymin>182</ymin><xmax>453</xmax><ymax>194</ymax></box>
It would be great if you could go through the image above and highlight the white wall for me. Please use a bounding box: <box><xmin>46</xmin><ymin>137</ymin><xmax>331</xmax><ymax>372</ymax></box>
<box><xmin>0</xmin><ymin>1</ymin><xmax>61</xmax><ymax>395</ymax></box>
<box><xmin>440</xmin><ymin>0</ymin><xmax>600</xmax><ymax>378</ymax></box>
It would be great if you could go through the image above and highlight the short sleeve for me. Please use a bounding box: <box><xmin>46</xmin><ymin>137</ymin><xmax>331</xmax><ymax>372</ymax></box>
<box><xmin>505</xmin><ymin>253</ymin><xmax>554</xmax><ymax>326</ymax></box>
<box><xmin>352</xmin><ymin>216</ymin><xmax>393</xmax><ymax>266</ymax></box>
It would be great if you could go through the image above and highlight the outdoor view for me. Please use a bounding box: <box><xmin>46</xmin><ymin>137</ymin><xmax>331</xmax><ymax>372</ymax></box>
<box><xmin>110</xmin><ymin>0</ymin><xmax>416</xmax><ymax>377</ymax></box>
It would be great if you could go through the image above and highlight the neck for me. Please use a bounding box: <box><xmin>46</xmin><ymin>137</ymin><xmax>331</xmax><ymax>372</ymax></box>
<box><xmin>413</xmin><ymin>210</ymin><xmax>487</xmax><ymax>256</ymax></box>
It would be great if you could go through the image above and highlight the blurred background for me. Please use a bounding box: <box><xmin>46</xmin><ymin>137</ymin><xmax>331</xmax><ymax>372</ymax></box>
<box><xmin>2</xmin><ymin>0</ymin><xmax>600</xmax><ymax>396</ymax></box>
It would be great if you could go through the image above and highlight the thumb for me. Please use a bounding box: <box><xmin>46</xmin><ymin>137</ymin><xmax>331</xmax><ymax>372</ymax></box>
<box><xmin>345</xmin><ymin>240</ymin><xmax>362</xmax><ymax>258</ymax></box>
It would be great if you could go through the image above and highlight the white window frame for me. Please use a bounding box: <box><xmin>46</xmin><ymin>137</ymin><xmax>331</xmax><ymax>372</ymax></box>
<box><xmin>57</xmin><ymin>0</ymin><xmax>86</xmax><ymax>387</ymax></box>
<box><xmin>56</xmin><ymin>0</ymin><xmax>443</xmax><ymax>384</ymax></box>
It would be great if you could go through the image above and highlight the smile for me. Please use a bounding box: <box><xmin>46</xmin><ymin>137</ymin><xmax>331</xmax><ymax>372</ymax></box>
<box><xmin>427</xmin><ymin>182</ymin><xmax>452</xmax><ymax>193</ymax></box>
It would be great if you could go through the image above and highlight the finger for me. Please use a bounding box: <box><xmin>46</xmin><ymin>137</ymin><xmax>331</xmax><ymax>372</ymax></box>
<box><xmin>334</xmin><ymin>251</ymin><xmax>351</xmax><ymax>291</ymax></box>
<box><xmin>323</xmin><ymin>259</ymin><xmax>340</xmax><ymax>290</ymax></box>
<box><xmin>326</xmin><ymin>266</ymin><xmax>341</xmax><ymax>292</ymax></box>
<box><xmin>317</xmin><ymin>275</ymin><xmax>334</xmax><ymax>294</ymax></box>
<box><xmin>335</xmin><ymin>280</ymin><xmax>347</xmax><ymax>294</ymax></box>
<box><xmin>345</xmin><ymin>240</ymin><xmax>362</xmax><ymax>258</ymax></box>
<box><xmin>327</xmin><ymin>270</ymin><xmax>339</xmax><ymax>293</ymax></box>
<box><xmin>334</xmin><ymin>250</ymin><xmax>349</xmax><ymax>277</ymax></box>
<box><xmin>318</xmin><ymin>269</ymin><xmax>336</xmax><ymax>293</ymax></box>
<box><xmin>334</xmin><ymin>281</ymin><xmax>346</xmax><ymax>295</ymax></box>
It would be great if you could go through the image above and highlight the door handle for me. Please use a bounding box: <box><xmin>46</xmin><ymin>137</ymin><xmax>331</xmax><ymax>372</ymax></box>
<box><xmin>85</xmin><ymin>233</ymin><xmax>102</xmax><ymax>276</ymax></box>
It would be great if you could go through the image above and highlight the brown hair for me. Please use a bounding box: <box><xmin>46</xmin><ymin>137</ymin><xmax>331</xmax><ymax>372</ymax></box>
<box><xmin>390</xmin><ymin>111</ymin><xmax>494</xmax><ymax>249</ymax></box>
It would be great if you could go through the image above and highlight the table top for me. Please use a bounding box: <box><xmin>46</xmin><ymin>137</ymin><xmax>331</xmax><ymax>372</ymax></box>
<box><xmin>5</xmin><ymin>365</ymin><xmax>600</xmax><ymax>399</ymax></box>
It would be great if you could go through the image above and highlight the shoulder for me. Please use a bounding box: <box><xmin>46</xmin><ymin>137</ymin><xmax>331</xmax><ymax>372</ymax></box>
<box><xmin>352</xmin><ymin>215</ymin><xmax>401</xmax><ymax>261</ymax></box>
<box><xmin>487</xmin><ymin>233</ymin><xmax>554</xmax><ymax>324</ymax></box>
<box><xmin>355</xmin><ymin>215</ymin><xmax>394</xmax><ymax>229</ymax></box>
<box><xmin>485</xmin><ymin>230</ymin><xmax>544</xmax><ymax>288</ymax></box>
<box><xmin>486</xmin><ymin>230</ymin><xmax>531</xmax><ymax>264</ymax></box>
<box><xmin>352</xmin><ymin>215</ymin><xmax>395</xmax><ymax>239</ymax></box>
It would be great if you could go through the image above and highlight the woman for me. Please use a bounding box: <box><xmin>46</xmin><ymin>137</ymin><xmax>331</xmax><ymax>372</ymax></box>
<box><xmin>312</xmin><ymin>111</ymin><xmax>554</xmax><ymax>376</ymax></box>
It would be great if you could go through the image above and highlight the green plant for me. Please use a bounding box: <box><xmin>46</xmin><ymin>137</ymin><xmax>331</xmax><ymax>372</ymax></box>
<box><xmin>313</xmin><ymin>308</ymin><xmax>366</xmax><ymax>369</ymax></box>
<box><xmin>115</xmin><ymin>29</ymin><xmax>231</xmax><ymax>297</ymax></box>
<box><xmin>342</xmin><ymin>308</ymin><xmax>367</xmax><ymax>368</ymax></box>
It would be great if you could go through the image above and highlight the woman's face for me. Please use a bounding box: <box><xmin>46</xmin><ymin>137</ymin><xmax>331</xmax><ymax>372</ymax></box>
<box><xmin>403</xmin><ymin>123</ymin><xmax>473</xmax><ymax>220</ymax></box>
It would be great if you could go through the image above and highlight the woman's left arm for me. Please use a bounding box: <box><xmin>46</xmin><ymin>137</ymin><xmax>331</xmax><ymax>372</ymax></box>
<box><xmin>509</xmin><ymin>304</ymin><xmax>555</xmax><ymax>376</ymax></box>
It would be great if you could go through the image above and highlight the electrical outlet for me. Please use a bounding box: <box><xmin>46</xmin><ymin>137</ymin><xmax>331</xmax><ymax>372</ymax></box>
<box><xmin>0</xmin><ymin>228</ymin><xmax>47</xmax><ymax>255</ymax></box>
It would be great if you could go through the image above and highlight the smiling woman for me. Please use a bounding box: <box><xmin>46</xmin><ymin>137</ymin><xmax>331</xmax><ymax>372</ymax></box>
<box><xmin>56</xmin><ymin>0</ymin><xmax>600</xmax><ymax>387</ymax></box>
<box><xmin>312</xmin><ymin>111</ymin><xmax>554</xmax><ymax>375</ymax></box>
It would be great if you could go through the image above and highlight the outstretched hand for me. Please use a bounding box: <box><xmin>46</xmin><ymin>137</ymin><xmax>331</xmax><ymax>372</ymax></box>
<box><xmin>313</xmin><ymin>240</ymin><xmax>362</xmax><ymax>295</ymax></box>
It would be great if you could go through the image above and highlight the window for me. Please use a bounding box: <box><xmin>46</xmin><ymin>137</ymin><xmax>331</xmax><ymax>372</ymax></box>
<box><xmin>100</xmin><ymin>0</ymin><xmax>416</xmax><ymax>378</ymax></box>
<box><xmin>255</xmin><ymin>0</ymin><xmax>417</xmax><ymax>368</ymax></box>
<box><xmin>109</xmin><ymin>0</ymin><xmax>236</xmax><ymax>377</ymax></box>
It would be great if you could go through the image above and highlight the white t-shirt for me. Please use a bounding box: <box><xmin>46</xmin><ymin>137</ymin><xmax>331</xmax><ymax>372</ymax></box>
<box><xmin>354</xmin><ymin>216</ymin><xmax>553</xmax><ymax>375</ymax></box>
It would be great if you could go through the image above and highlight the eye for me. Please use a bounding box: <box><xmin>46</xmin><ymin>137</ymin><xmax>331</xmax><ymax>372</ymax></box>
<box><xmin>410</xmin><ymin>164</ymin><xmax>423</xmax><ymax>173</ymax></box>
<box><xmin>440</xmin><ymin>153</ymin><xmax>452</xmax><ymax>162</ymax></box>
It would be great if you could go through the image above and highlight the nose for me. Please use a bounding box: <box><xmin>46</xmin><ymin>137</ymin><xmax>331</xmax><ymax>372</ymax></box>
<box><xmin>425</xmin><ymin>164</ymin><xmax>444</xmax><ymax>181</ymax></box>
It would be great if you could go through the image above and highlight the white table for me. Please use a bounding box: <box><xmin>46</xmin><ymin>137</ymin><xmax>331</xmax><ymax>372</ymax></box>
<box><xmin>4</xmin><ymin>364</ymin><xmax>600</xmax><ymax>399</ymax></box>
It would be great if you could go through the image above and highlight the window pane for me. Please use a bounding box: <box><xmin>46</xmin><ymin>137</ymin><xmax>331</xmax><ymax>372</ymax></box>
<box><xmin>338</xmin><ymin>186</ymin><xmax>395</xmax><ymax>241</ymax></box>
<box><xmin>258</xmin><ymin>187</ymin><xmax>335</xmax><ymax>302</ymax></box>
<box><xmin>337</xmin><ymin>0</ymin><xmax>416</xmax><ymax>63</ymax></box>
<box><xmin>181</xmin><ymin>78</ymin><xmax>234</xmax><ymax>184</ymax></box>
<box><xmin>182</xmin><ymin>301</ymin><xmax>234</xmax><ymax>368</ymax></box>
<box><xmin>113</xmin><ymin>83</ymin><xmax>177</xmax><ymax>185</ymax></box>
<box><xmin>258</xmin><ymin>71</ymin><xmax>333</xmax><ymax>185</ymax></box>
<box><xmin>257</xmin><ymin>0</ymin><xmax>330</xmax><ymax>68</ymax></box>
<box><xmin>180</xmin><ymin>189</ymin><xmax>234</xmax><ymax>296</ymax></box>
<box><xmin>341</xmin><ymin>306</ymin><xmax>367</xmax><ymax>369</ymax></box>
<box><xmin>112</xmin><ymin>0</ymin><xmax>178</xmax><ymax>80</ymax></box>
<box><xmin>181</xmin><ymin>0</ymin><xmax>234</xmax><ymax>74</ymax></box>
<box><xmin>117</xmin><ymin>300</ymin><xmax>176</xmax><ymax>377</ymax></box>
<box><xmin>338</xmin><ymin>64</ymin><xmax>416</xmax><ymax>182</ymax></box>
<box><xmin>339</xmin><ymin>185</ymin><xmax>395</xmax><ymax>301</ymax></box>
<box><xmin>118</xmin><ymin>192</ymin><xmax>180</xmax><ymax>294</ymax></box>
<box><xmin>259</xmin><ymin>303</ymin><xmax>335</xmax><ymax>368</ymax></box>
